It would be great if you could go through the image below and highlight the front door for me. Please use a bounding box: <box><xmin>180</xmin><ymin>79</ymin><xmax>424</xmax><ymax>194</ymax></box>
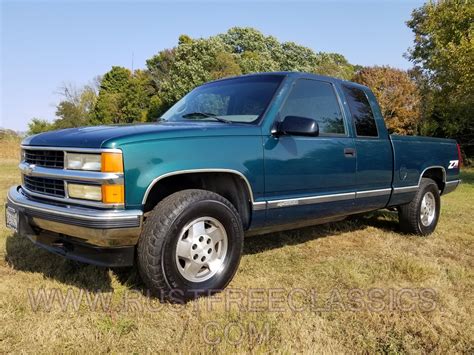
<box><xmin>264</xmin><ymin>78</ymin><xmax>357</xmax><ymax>225</ymax></box>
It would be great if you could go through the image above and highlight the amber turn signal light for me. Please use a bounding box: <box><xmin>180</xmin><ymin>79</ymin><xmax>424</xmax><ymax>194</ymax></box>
<box><xmin>102</xmin><ymin>185</ymin><xmax>124</xmax><ymax>204</ymax></box>
<box><xmin>101</xmin><ymin>152</ymin><xmax>123</xmax><ymax>173</ymax></box>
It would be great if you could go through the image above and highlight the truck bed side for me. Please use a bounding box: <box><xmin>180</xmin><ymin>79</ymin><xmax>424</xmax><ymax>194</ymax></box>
<box><xmin>388</xmin><ymin>134</ymin><xmax>461</xmax><ymax>207</ymax></box>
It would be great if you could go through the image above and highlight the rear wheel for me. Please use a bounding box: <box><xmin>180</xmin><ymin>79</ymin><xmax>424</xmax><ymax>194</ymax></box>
<box><xmin>398</xmin><ymin>178</ymin><xmax>440</xmax><ymax>236</ymax></box>
<box><xmin>137</xmin><ymin>189</ymin><xmax>244</xmax><ymax>301</ymax></box>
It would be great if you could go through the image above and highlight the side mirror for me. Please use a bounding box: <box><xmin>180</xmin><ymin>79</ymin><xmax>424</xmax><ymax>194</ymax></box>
<box><xmin>278</xmin><ymin>116</ymin><xmax>319</xmax><ymax>137</ymax></box>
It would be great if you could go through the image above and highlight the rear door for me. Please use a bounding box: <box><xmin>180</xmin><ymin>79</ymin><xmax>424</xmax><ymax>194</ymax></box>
<box><xmin>341</xmin><ymin>84</ymin><xmax>393</xmax><ymax>211</ymax></box>
<box><xmin>263</xmin><ymin>78</ymin><xmax>357</xmax><ymax>225</ymax></box>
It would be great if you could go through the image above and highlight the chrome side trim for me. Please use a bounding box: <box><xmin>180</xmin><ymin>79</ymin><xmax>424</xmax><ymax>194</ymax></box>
<box><xmin>267</xmin><ymin>192</ymin><xmax>355</xmax><ymax>209</ymax></box>
<box><xmin>441</xmin><ymin>179</ymin><xmax>461</xmax><ymax>195</ymax></box>
<box><xmin>252</xmin><ymin>201</ymin><xmax>267</xmax><ymax>211</ymax></box>
<box><xmin>393</xmin><ymin>185</ymin><xmax>419</xmax><ymax>194</ymax></box>
<box><xmin>21</xmin><ymin>145</ymin><xmax>122</xmax><ymax>154</ymax></box>
<box><xmin>356</xmin><ymin>188</ymin><xmax>392</xmax><ymax>198</ymax></box>
<box><xmin>392</xmin><ymin>166</ymin><xmax>448</xmax><ymax>196</ymax></box>
<box><xmin>142</xmin><ymin>168</ymin><xmax>258</xmax><ymax>204</ymax></box>
<box><xmin>19</xmin><ymin>162</ymin><xmax>124</xmax><ymax>185</ymax></box>
<box><xmin>445</xmin><ymin>179</ymin><xmax>461</xmax><ymax>186</ymax></box>
<box><xmin>265</xmin><ymin>188</ymin><xmax>391</xmax><ymax>210</ymax></box>
<box><xmin>22</xmin><ymin>186</ymin><xmax>124</xmax><ymax>209</ymax></box>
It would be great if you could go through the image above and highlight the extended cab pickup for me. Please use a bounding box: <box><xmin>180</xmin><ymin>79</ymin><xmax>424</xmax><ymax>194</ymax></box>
<box><xmin>6</xmin><ymin>72</ymin><xmax>462</xmax><ymax>300</ymax></box>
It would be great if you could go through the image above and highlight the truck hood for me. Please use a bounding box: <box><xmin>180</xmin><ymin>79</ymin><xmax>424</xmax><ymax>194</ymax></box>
<box><xmin>22</xmin><ymin>122</ymin><xmax>261</xmax><ymax>148</ymax></box>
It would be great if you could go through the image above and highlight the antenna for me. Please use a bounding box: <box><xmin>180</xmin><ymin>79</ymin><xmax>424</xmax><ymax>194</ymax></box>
<box><xmin>131</xmin><ymin>52</ymin><xmax>134</xmax><ymax>72</ymax></box>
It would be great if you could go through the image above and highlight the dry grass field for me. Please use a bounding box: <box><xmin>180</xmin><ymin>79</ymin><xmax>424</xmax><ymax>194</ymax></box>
<box><xmin>0</xmin><ymin>139</ymin><xmax>473</xmax><ymax>353</ymax></box>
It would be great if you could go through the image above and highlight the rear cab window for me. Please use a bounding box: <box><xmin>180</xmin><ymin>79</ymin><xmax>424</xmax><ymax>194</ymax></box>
<box><xmin>342</xmin><ymin>85</ymin><xmax>378</xmax><ymax>137</ymax></box>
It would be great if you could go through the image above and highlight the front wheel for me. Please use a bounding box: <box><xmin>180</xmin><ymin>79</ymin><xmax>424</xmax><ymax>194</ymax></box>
<box><xmin>398</xmin><ymin>178</ymin><xmax>440</xmax><ymax>236</ymax></box>
<box><xmin>137</xmin><ymin>189</ymin><xmax>244</xmax><ymax>301</ymax></box>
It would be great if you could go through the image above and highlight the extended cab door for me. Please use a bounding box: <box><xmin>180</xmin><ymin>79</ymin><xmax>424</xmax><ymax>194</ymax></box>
<box><xmin>263</xmin><ymin>78</ymin><xmax>357</xmax><ymax>225</ymax></box>
<box><xmin>341</xmin><ymin>84</ymin><xmax>393</xmax><ymax>211</ymax></box>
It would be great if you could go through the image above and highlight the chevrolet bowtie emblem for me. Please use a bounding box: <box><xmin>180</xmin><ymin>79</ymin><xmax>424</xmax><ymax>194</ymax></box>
<box><xmin>23</xmin><ymin>164</ymin><xmax>35</xmax><ymax>175</ymax></box>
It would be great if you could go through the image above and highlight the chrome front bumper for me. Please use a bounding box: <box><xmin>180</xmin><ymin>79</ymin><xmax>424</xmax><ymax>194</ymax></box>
<box><xmin>7</xmin><ymin>186</ymin><xmax>143</xmax><ymax>247</ymax></box>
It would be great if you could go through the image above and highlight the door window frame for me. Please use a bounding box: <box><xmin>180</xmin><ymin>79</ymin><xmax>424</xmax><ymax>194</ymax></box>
<box><xmin>342</xmin><ymin>84</ymin><xmax>380</xmax><ymax>139</ymax></box>
<box><xmin>276</xmin><ymin>78</ymin><xmax>351</xmax><ymax>138</ymax></box>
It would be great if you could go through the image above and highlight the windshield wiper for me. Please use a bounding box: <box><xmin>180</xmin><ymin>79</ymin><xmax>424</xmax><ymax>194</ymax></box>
<box><xmin>182</xmin><ymin>112</ymin><xmax>232</xmax><ymax>124</ymax></box>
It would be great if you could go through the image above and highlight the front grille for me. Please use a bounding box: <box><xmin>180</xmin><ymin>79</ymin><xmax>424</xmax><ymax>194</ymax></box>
<box><xmin>24</xmin><ymin>149</ymin><xmax>64</xmax><ymax>169</ymax></box>
<box><xmin>23</xmin><ymin>176</ymin><xmax>65</xmax><ymax>197</ymax></box>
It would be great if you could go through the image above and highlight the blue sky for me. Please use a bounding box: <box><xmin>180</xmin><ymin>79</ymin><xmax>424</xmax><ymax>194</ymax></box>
<box><xmin>1</xmin><ymin>0</ymin><xmax>424</xmax><ymax>131</ymax></box>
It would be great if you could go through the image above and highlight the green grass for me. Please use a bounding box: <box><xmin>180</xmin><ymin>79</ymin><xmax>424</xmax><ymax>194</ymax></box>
<box><xmin>1</xmin><ymin>157</ymin><xmax>473</xmax><ymax>353</ymax></box>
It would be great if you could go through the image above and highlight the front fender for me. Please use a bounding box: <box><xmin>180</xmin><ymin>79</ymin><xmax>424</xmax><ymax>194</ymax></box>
<box><xmin>118</xmin><ymin>136</ymin><xmax>265</xmax><ymax>209</ymax></box>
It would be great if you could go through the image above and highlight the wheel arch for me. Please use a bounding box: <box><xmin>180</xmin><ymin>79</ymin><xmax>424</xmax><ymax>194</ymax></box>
<box><xmin>419</xmin><ymin>166</ymin><xmax>446</xmax><ymax>192</ymax></box>
<box><xmin>142</xmin><ymin>169</ymin><xmax>257</xmax><ymax>229</ymax></box>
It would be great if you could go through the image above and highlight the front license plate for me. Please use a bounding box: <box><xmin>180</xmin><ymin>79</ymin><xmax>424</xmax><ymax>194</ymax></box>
<box><xmin>6</xmin><ymin>206</ymin><xmax>19</xmax><ymax>233</ymax></box>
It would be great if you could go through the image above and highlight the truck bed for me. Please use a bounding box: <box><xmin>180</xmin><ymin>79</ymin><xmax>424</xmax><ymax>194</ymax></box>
<box><xmin>388</xmin><ymin>134</ymin><xmax>461</xmax><ymax>206</ymax></box>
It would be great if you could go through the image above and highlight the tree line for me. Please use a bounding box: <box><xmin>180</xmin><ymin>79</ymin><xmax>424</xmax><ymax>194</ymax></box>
<box><xmin>28</xmin><ymin>1</ymin><xmax>473</xmax><ymax>160</ymax></box>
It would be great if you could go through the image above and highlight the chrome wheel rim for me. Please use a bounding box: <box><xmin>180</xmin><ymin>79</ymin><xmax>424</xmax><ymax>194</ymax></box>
<box><xmin>175</xmin><ymin>216</ymin><xmax>228</xmax><ymax>282</ymax></box>
<box><xmin>420</xmin><ymin>191</ymin><xmax>436</xmax><ymax>227</ymax></box>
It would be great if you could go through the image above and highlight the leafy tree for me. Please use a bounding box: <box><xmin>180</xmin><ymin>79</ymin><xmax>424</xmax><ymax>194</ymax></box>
<box><xmin>352</xmin><ymin>66</ymin><xmax>421</xmax><ymax>135</ymax></box>
<box><xmin>27</xmin><ymin>118</ymin><xmax>54</xmax><ymax>135</ymax></box>
<box><xmin>219</xmin><ymin>28</ymin><xmax>354</xmax><ymax>77</ymax></box>
<box><xmin>210</xmin><ymin>52</ymin><xmax>242</xmax><ymax>80</ymax></box>
<box><xmin>94</xmin><ymin>66</ymin><xmax>153</xmax><ymax>123</ymax></box>
<box><xmin>150</xmin><ymin>36</ymin><xmax>234</xmax><ymax>114</ymax></box>
<box><xmin>315</xmin><ymin>53</ymin><xmax>354</xmax><ymax>80</ymax></box>
<box><xmin>150</xmin><ymin>27</ymin><xmax>355</xmax><ymax>115</ymax></box>
<box><xmin>406</xmin><ymin>0</ymin><xmax>474</xmax><ymax>157</ymax></box>
<box><xmin>146</xmin><ymin>49</ymin><xmax>176</xmax><ymax>91</ymax></box>
<box><xmin>93</xmin><ymin>66</ymin><xmax>132</xmax><ymax>124</ymax></box>
<box><xmin>27</xmin><ymin>83</ymin><xmax>98</xmax><ymax>134</ymax></box>
<box><xmin>279</xmin><ymin>41</ymin><xmax>318</xmax><ymax>72</ymax></box>
<box><xmin>54</xmin><ymin>83</ymin><xmax>98</xmax><ymax>128</ymax></box>
<box><xmin>121</xmin><ymin>70</ymin><xmax>154</xmax><ymax>122</ymax></box>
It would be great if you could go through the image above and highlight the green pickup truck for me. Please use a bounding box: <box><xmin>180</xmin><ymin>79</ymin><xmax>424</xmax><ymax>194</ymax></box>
<box><xmin>6</xmin><ymin>72</ymin><xmax>461</xmax><ymax>300</ymax></box>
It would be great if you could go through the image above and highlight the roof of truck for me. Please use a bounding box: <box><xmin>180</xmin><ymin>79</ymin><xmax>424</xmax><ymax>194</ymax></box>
<box><xmin>206</xmin><ymin>71</ymin><xmax>369</xmax><ymax>90</ymax></box>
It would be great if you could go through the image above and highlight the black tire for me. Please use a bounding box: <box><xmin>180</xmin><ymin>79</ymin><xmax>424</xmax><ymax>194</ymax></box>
<box><xmin>398</xmin><ymin>178</ymin><xmax>440</xmax><ymax>236</ymax></box>
<box><xmin>137</xmin><ymin>189</ymin><xmax>244</xmax><ymax>302</ymax></box>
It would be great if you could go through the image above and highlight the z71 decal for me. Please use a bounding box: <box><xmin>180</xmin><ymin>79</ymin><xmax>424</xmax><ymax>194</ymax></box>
<box><xmin>448</xmin><ymin>160</ymin><xmax>459</xmax><ymax>169</ymax></box>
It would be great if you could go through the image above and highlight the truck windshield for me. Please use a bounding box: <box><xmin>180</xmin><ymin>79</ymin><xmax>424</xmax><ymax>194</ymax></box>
<box><xmin>160</xmin><ymin>75</ymin><xmax>284</xmax><ymax>124</ymax></box>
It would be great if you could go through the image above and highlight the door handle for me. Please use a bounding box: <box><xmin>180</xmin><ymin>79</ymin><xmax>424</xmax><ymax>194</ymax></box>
<box><xmin>344</xmin><ymin>148</ymin><xmax>356</xmax><ymax>157</ymax></box>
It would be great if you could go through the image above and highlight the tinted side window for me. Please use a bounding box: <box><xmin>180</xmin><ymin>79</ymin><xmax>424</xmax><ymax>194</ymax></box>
<box><xmin>342</xmin><ymin>85</ymin><xmax>378</xmax><ymax>137</ymax></box>
<box><xmin>281</xmin><ymin>79</ymin><xmax>345</xmax><ymax>135</ymax></box>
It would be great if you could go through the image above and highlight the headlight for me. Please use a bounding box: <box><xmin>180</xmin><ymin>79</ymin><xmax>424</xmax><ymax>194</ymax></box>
<box><xmin>65</xmin><ymin>151</ymin><xmax>124</xmax><ymax>204</ymax></box>
<box><xmin>68</xmin><ymin>183</ymin><xmax>102</xmax><ymax>201</ymax></box>
<box><xmin>66</xmin><ymin>153</ymin><xmax>101</xmax><ymax>171</ymax></box>
<box><xmin>65</xmin><ymin>152</ymin><xmax>123</xmax><ymax>172</ymax></box>
<box><xmin>67</xmin><ymin>183</ymin><xmax>124</xmax><ymax>203</ymax></box>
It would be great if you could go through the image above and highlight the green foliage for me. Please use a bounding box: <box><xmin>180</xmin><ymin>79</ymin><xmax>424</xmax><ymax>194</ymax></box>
<box><xmin>55</xmin><ymin>84</ymin><xmax>97</xmax><ymax>129</ymax></box>
<box><xmin>150</xmin><ymin>27</ymin><xmax>355</xmax><ymax>115</ymax></box>
<box><xmin>352</xmin><ymin>66</ymin><xmax>421</xmax><ymax>135</ymax></box>
<box><xmin>279</xmin><ymin>42</ymin><xmax>318</xmax><ymax>72</ymax></box>
<box><xmin>150</xmin><ymin>36</ymin><xmax>233</xmax><ymax>113</ymax></box>
<box><xmin>406</xmin><ymin>0</ymin><xmax>474</xmax><ymax>157</ymax></box>
<box><xmin>93</xmin><ymin>66</ymin><xmax>131</xmax><ymax>124</ymax></box>
<box><xmin>315</xmin><ymin>53</ymin><xmax>354</xmax><ymax>80</ymax></box>
<box><xmin>27</xmin><ymin>118</ymin><xmax>55</xmax><ymax>135</ymax></box>
<box><xmin>210</xmin><ymin>52</ymin><xmax>242</xmax><ymax>80</ymax></box>
<box><xmin>92</xmin><ymin>67</ymin><xmax>154</xmax><ymax>124</ymax></box>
